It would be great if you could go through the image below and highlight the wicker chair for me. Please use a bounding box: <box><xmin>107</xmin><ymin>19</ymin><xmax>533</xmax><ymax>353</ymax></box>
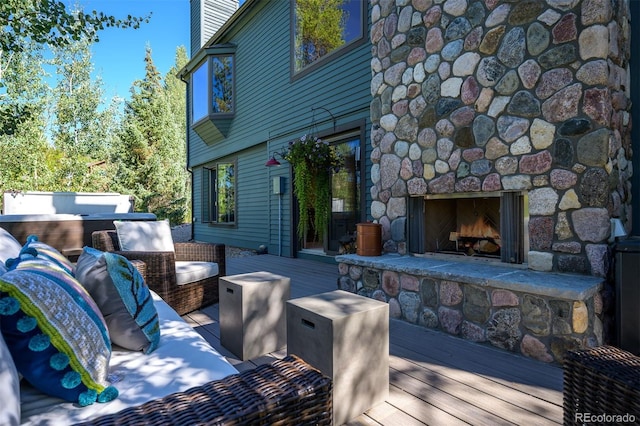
<box><xmin>76</xmin><ymin>355</ymin><xmax>332</xmax><ymax>425</ymax></box>
<box><xmin>92</xmin><ymin>229</ymin><xmax>225</xmax><ymax>316</ymax></box>
<box><xmin>563</xmin><ymin>345</ymin><xmax>640</xmax><ymax>425</ymax></box>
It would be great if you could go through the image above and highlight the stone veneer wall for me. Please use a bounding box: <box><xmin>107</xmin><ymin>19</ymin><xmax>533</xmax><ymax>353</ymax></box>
<box><xmin>369</xmin><ymin>0</ymin><xmax>632</xmax><ymax>276</ymax></box>
<box><xmin>337</xmin><ymin>256</ymin><xmax>603</xmax><ymax>362</ymax></box>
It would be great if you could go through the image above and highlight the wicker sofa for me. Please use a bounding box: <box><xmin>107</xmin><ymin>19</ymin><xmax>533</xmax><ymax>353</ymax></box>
<box><xmin>14</xmin><ymin>291</ymin><xmax>332</xmax><ymax>425</ymax></box>
<box><xmin>1</xmin><ymin>226</ymin><xmax>331</xmax><ymax>425</ymax></box>
<box><xmin>92</xmin><ymin>229</ymin><xmax>224</xmax><ymax>316</ymax></box>
<box><xmin>75</xmin><ymin>355</ymin><xmax>332</xmax><ymax>425</ymax></box>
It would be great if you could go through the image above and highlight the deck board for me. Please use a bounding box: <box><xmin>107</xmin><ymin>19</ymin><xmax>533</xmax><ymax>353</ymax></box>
<box><xmin>184</xmin><ymin>254</ymin><xmax>564</xmax><ymax>425</ymax></box>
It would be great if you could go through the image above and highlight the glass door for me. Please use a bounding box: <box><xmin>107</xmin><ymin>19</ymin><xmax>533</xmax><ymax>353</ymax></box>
<box><xmin>328</xmin><ymin>137</ymin><xmax>361</xmax><ymax>253</ymax></box>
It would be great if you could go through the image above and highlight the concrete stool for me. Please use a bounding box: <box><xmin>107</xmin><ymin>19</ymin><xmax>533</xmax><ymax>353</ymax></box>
<box><xmin>287</xmin><ymin>290</ymin><xmax>389</xmax><ymax>425</ymax></box>
<box><xmin>220</xmin><ymin>272</ymin><xmax>290</xmax><ymax>360</ymax></box>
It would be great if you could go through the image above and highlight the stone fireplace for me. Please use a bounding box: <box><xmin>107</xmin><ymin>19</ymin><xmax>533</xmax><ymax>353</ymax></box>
<box><xmin>365</xmin><ymin>0</ymin><xmax>632</xmax><ymax>277</ymax></box>
<box><xmin>414</xmin><ymin>191</ymin><xmax>526</xmax><ymax>263</ymax></box>
<box><xmin>337</xmin><ymin>0</ymin><xmax>632</xmax><ymax>363</ymax></box>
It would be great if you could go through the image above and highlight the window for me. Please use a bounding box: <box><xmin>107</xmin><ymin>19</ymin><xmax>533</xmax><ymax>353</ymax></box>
<box><xmin>192</xmin><ymin>61</ymin><xmax>208</xmax><ymax>123</ymax></box>
<box><xmin>293</xmin><ymin>0</ymin><xmax>364</xmax><ymax>72</ymax></box>
<box><xmin>202</xmin><ymin>163</ymin><xmax>236</xmax><ymax>224</ymax></box>
<box><xmin>190</xmin><ymin>52</ymin><xmax>235</xmax><ymax>125</ymax></box>
<box><xmin>212</xmin><ymin>56</ymin><xmax>234</xmax><ymax>114</ymax></box>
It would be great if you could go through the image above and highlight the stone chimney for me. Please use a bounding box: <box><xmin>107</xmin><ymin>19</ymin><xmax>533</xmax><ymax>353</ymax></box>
<box><xmin>369</xmin><ymin>0</ymin><xmax>632</xmax><ymax>277</ymax></box>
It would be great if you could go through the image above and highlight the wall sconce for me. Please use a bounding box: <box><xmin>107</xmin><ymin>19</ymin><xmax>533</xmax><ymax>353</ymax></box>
<box><xmin>265</xmin><ymin>152</ymin><xmax>285</xmax><ymax>167</ymax></box>
<box><xmin>609</xmin><ymin>218</ymin><xmax>627</xmax><ymax>243</ymax></box>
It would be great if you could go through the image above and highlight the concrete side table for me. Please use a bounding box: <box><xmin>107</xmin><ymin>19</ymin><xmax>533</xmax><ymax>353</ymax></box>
<box><xmin>287</xmin><ymin>290</ymin><xmax>389</xmax><ymax>425</ymax></box>
<box><xmin>219</xmin><ymin>272</ymin><xmax>290</xmax><ymax>361</ymax></box>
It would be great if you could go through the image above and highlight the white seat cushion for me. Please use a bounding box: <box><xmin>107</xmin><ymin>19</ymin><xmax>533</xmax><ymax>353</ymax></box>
<box><xmin>19</xmin><ymin>292</ymin><xmax>238</xmax><ymax>425</ymax></box>
<box><xmin>114</xmin><ymin>220</ymin><xmax>175</xmax><ymax>252</ymax></box>
<box><xmin>175</xmin><ymin>261</ymin><xmax>219</xmax><ymax>286</ymax></box>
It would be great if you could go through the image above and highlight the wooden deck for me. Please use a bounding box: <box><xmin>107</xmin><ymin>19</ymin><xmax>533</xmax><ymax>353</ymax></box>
<box><xmin>184</xmin><ymin>254</ymin><xmax>564</xmax><ymax>425</ymax></box>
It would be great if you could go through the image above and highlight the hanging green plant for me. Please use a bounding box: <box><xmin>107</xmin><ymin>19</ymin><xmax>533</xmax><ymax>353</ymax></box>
<box><xmin>283</xmin><ymin>134</ymin><xmax>340</xmax><ymax>240</ymax></box>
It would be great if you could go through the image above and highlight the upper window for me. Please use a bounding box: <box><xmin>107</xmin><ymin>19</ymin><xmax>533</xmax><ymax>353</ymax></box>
<box><xmin>212</xmin><ymin>55</ymin><xmax>234</xmax><ymax>114</ymax></box>
<box><xmin>192</xmin><ymin>61</ymin><xmax>208</xmax><ymax>123</ymax></box>
<box><xmin>293</xmin><ymin>0</ymin><xmax>364</xmax><ymax>73</ymax></box>
<box><xmin>190</xmin><ymin>52</ymin><xmax>235</xmax><ymax>125</ymax></box>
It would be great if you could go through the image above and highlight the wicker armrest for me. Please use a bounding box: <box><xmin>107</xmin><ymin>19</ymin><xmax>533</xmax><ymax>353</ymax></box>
<box><xmin>563</xmin><ymin>345</ymin><xmax>640</xmax><ymax>424</ymax></box>
<box><xmin>175</xmin><ymin>242</ymin><xmax>226</xmax><ymax>274</ymax></box>
<box><xmin>76</xmin><ymin>355</ymin><xmax>332</xmax><ymax>426</ymax></box>
<box><xmin>92</xmin><ymin>230</ymin><xmax>119</xmax><ymax>252</ymax></box>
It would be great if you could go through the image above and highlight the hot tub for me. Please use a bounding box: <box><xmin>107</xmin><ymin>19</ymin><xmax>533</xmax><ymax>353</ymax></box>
<box><xmin>0</xmin><ymin>213</ymin><xmax>157</xmax><ymax>257</ymax></box>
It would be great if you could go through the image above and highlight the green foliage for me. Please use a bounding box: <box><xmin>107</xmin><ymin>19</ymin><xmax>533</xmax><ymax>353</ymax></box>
<box><xmin>283</xmin><ymin>134</ymin><xmax>340</xmax><ymax>240</ymax></box>
<box><xmin>51</xmin><ymin>36</ymin><xmax>106</xmax><ymax>156</ymax></box>
<box><xmin>0</xmin><ymin>40</ymin><xmax>55</xmax><ymax>200</ymax></box>
<box><xmin>0</xmin><ymin>0</ymin><xmax>149</xmax><ymax>136</ymax></box>
<box><xmin>47</xmin><ymin>33</ymin><xmax>122</xmax><ymax>194</ymax></box>
<box><xmin>0</xmin><ymin>0</ymin><xmax>149</xmax><ymax>54</ymax></box>
<box><xmin>0</xmin><ymin>3</ymin><xmax>188</xmax><ymax>222</ymax></box>
<box><xmin>113</xmin><ymin>46</ymin><xmax>190</xmax><ymax>225</ymax></box>
<box><xmin>294</xmin><ymin>0</ymin><xmax>346</xmax><ymax>69</ymax></box>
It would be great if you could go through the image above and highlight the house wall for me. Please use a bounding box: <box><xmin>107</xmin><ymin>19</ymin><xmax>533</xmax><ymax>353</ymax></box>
<box><xmin>369</xmin><ymin>0</ymin><xmax>632</xmax><ymax>277</ymax></box>
<box><xmin>189</xmin><ymin>0</ymin><xmax>373</xmax><ymax>255</ymax></box>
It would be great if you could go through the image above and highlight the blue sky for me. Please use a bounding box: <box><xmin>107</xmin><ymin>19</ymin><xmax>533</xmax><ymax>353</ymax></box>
<box><xmin>63</xmin><ymin>0</ymin><xmax>191</xmax><ymax>102</ymax></box>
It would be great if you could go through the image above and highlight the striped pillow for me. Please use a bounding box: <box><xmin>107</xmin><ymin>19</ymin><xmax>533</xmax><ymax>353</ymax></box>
<box><xmin>19</xmin><ymin>235</ymin><xmax>75</xmax><ymax>276</ymax></box>
<box><xmin>0</xmin><ymin>262</ymin><xmax>117</xmax><ymax>406</ymax></box>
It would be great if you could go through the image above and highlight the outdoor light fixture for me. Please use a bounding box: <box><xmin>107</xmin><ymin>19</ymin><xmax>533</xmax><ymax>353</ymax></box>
<box><xmin>265</xmin><ymin>156</ymin><xmax>280</xmax><ymax>167</ymax></box>
<box><xmin>265</xmin><ymin>152</ymin><xmax>285</xmax><ymax>167</ymax></box>
<box><xmin>609</xmin><ymin>218</ymin><xmax>627</xmax><ymax>243</ymax></box>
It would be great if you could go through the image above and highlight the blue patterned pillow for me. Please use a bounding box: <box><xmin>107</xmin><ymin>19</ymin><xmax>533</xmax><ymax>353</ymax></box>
<box><xmin>75</xmin><ymin>247</ymin><xmax>160</xmax><ymax>353</ymax></box>
<box><xmin>0</xmin><ymin>262</ymin><xmax>118</xmax><ymax>406</ymax></box>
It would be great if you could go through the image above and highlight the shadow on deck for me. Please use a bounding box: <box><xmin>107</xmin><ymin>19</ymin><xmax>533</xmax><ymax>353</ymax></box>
<box><xmin>185</xmin><ymin>254</ymin><xmax>563</xmax><ymax>425</ymax></box>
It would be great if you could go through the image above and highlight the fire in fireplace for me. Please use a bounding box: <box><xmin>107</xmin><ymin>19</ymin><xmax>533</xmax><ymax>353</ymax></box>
<box><xmin>452</xmin><ymin>215</ymin><xmax>501</xmax><ymax>257</ymax></box>
<box><xmin>408</xmin><ymin>192</ymin><xmax>526</xmax><ymax>264</ymax></box>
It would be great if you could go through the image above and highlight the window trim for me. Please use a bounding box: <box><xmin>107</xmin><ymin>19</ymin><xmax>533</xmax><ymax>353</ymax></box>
<box><xmin>289</xmin><ymin>0</ymin><xmax>367</xmax><ymax>80</ymax></box>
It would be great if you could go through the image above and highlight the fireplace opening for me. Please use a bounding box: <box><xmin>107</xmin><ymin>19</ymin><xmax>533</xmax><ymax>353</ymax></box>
<box><xmin>408</xmin><ymin>192</ymin><xmax>526</xmax><ymax>264</ymax></box>
<box><xmin>427</xmin><ymin>197</ymin><xmax>502</xmax><ymax>258</ymax></box>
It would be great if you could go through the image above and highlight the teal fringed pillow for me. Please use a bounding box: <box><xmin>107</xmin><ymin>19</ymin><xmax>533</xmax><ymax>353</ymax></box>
<box><xmin>75</xmin><ymin>247</ymin><xmax>160</xmax><ymax>353</ymax></box>
<box><xmin>0</xmin><ymin>261</ymin><xmax>118</xmax><ymax>406</ymax></box>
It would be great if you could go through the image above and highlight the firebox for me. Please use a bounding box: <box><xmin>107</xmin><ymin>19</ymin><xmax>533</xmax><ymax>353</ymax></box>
<box><xmin>408</xmin><ymin>192</ymin><xmax>527</xmax><ymax>264</ymax></box>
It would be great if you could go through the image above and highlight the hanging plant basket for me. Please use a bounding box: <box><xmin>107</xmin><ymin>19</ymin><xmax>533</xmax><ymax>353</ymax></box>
<box><xmin>283</xmin><ymin>134</ymin><xmax>340</xmax><ymax>240</ymax></box>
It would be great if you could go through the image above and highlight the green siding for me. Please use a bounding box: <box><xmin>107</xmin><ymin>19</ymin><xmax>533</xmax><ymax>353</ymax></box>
<box><xmin>194</xmin><ymin>144</ymin><xmax>270</xmax><ymax>250</ymax></box>
<box><xmin>188</xmin><ymin>0</ymin><xmax>373</xmax><ymax>255</ymax></box>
